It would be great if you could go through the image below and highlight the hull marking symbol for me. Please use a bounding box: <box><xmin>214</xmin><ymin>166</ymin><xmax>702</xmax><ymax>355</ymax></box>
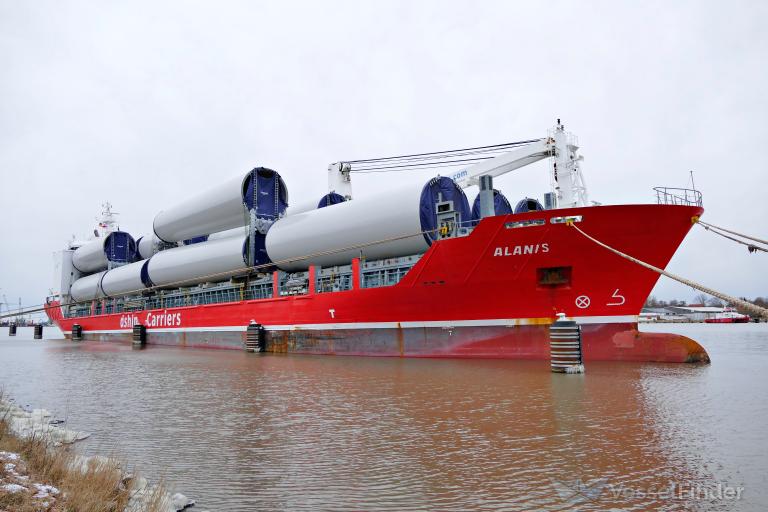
<box><xmin>575</xmin><ymin>295</ymin><xmax>591</xmax><ymax>309</ymax></box>
<box><xmin>607</xmin><ymin>289</ymin><xmax>626</xmax><ymax>306</ymax></box>
<box><xmin>329</xmin><ymin>309</ymin><xmax>336</xmax><ymax>319</ymax></box>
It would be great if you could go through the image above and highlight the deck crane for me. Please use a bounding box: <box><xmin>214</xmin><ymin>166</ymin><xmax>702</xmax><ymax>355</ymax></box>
<box><xmin>326</xmin><ymin>119</ymin><xmax>590</xmax><ymax>210</ymax></box>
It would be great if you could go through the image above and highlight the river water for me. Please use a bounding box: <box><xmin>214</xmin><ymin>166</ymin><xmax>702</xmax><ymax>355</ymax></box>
<box><xmin>0</xmin><ymin>323</ymin><xmax>766</xmax><ymax>511</ymax></box>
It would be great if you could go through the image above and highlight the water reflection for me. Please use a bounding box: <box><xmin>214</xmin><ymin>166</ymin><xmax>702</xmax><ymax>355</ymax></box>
<box><xmin>0</xmin><ymin>324</ymin><xmax>765</xmax><ymax>511</ymax></box>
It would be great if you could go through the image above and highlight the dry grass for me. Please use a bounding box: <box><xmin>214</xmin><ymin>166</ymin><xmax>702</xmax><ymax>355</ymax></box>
<box><xmin>0</xmin><ymin>410</ymin><xmax>166</xmax><ymax>512</ymax></box>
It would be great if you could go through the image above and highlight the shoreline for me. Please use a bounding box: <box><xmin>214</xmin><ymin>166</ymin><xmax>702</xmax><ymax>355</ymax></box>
<box><xmin>0</xmin><ymin>396</ymin><xmax>195</xmax><ymax>512</ymax></box>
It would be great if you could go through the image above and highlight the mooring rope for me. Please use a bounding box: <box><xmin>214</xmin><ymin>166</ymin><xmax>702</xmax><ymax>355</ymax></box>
<box><xmin>568</xmin><ymin>221</ymin><xmax>768</xmax><ymax>320</ymax></box>
<box><xmin>700</xmin><ymin>225</ymin><xmax>767</xmax><ymax>253</ymax></box>
<box><xmin>695</xmin><ymin>219</ymin><xmax>768</xmax><ymax>253</ymax></box>
<box><xmin>696</xmin><ymin>220</ymin><xmax>768</xmax><ymax>246</ymax></box>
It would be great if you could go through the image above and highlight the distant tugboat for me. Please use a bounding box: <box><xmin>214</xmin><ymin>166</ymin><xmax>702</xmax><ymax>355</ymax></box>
<box><xmin>704</xmin><ymin>308</ymin><xmax>750</xmax><ymax>323</ymax></box>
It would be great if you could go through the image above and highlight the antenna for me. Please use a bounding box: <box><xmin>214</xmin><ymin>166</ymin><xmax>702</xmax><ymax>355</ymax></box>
<box><xmin>95</xmin><ymin>201</ymin><xmax>119</xmax><ymax>237</ymax></box>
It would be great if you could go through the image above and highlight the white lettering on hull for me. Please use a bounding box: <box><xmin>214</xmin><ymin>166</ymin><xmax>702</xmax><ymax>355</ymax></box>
<box><xmin>144</xmin><ymin>310</ymin><xmax>182</xmax><ymax>328</ymax></box>
<box><xmin>119</xmin><ymin>315</ymin><xmax>140</xmax><ymax>329</ymax></box>
<box><xmin>120</xmin><ymin>311</ymin><xmax>182</xmax><ymax>329</ymax></box>
<box><xmin>493</xmin><ymin>243</ymin><xmax>549</xmax><ymax>257</ymax></box>
<box><xmin>607</xmin><ymin>288</ymin><xmax>626</xmax><ymax>306</ymax></box>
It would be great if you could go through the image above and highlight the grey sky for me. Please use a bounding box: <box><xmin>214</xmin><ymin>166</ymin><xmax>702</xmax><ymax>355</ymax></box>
<box><xmin>1</xmin><ymin>0</ymin><xmax>766</xmax><ymax>314</ymax></box>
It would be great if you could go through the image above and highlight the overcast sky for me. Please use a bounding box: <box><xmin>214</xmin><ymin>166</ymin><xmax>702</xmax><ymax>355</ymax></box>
<box><xmin>1</xmin><ymin>0</ymin><xmax>766</xmax><ymax>314</ymax></box>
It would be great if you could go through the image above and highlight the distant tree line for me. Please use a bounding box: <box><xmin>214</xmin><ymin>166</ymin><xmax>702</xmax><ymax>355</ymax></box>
<box><xmin>645</xmin><ymin>294</ymin><xmax>768</xmax><ymax>315</ymax></box>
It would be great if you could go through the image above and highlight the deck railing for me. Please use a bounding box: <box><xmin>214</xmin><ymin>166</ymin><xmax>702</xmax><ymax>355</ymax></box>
<box><xmin>653</xmin><ymin>187</ymin><xmax>703</xmax><ymax>207</ymax></box>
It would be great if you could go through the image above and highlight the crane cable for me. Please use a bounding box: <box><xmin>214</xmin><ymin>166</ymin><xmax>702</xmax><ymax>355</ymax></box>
<box><xmin>350</xmin><ymin>156</ymin><xmax>498</xmax><ymax>173</ymax></box>
<box><xmin>345</xmin><ymin>139</ymin><xmax>543</xmax><ymax>164</ymax></box>
<box><xmin>695</xmin><ymin>219</ymin><xmax>768</xmax><ymax>253</ymax></box>
<box><xmin>346</xmin><ymin>139</ymin><xmax>545</xmax><ymax>173</ymax></box>
<box><xmin>567</xmin><ymin>220</ymin><xmax>768</xmax><ymax>320</ymax></box>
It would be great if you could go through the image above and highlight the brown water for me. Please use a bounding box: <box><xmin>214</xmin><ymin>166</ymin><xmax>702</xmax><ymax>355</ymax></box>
<box><xmin>0</xmin><ymin>323</ymin><xmax>766</xmax><ymax>511</ymax></box>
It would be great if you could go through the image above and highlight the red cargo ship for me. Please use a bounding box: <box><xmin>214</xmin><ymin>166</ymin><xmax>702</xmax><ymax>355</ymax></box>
<box><xmin>44</xmin><ymin>122</ymin><xmax>710</xmax><ymax>363</ymax></box>
<box><xmin>704</xmin><ymin>308</ymin><xmax>750</xmax><ymax>323</ymax></box>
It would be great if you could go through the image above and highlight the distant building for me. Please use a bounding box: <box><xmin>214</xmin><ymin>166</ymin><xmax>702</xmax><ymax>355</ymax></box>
<box><xmin>639</xmin><ymin>307</ymin><xmax>689</xmax><ymax>322</ymax></box>
<box><xmin>640</xmin><ymin>306</ymin><xmax>732</xmax><ymax>322</ymax></box>
<box><xmin>668</xmin><ymin>306</ymin><xmax>731</xmax><ymax>322</ymax></box>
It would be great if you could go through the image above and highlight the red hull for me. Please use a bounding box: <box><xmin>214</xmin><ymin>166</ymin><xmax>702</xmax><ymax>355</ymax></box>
<box><xmin>45</xmin><ymin>204</ymin><xmax>710</xmax><ymax>363</ymax></box>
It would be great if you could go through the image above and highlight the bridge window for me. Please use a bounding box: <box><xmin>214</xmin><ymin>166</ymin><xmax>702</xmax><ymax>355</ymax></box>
<box><xmin>505</xmin><ymin>219</ymin><xmax>545</xmax><ymax>229</ymax></box>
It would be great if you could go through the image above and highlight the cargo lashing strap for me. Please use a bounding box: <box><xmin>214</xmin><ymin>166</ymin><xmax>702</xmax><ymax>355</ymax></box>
<box><xmin>567</xmin><ymin>220</ymin><xmax>768</xmax><ymax>320</ymax></box>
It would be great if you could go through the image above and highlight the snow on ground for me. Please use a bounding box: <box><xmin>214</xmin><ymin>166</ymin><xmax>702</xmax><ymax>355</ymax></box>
<box><xmin>32</xmin><ymin>482</ymin><xmax>60</xmax><ymax>498</ymax></box>
<box><xmin>0</xmin><ymin>451</ymin><xmax>19</xmax><ymax>461</ymax></box>
<box><xmin>1</xmin><ymin>482</ymin><xmax>28</xmax><ymax>493</ymax></box>
<box><xmin>0</xmin><ymin>400</ymin><xmax>90</xmax><ymax>445</ymax></box>
<box><xmin>0</xmin><ymin>450</ymin><xmax>59</xmax><ymax>508</ymax></box>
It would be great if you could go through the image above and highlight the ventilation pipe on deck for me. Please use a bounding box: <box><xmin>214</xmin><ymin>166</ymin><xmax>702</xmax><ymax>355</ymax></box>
<box><xmin>478</xmin><ymin>175</ymin><xmax>495</xmax><ymax>219</ymax></box>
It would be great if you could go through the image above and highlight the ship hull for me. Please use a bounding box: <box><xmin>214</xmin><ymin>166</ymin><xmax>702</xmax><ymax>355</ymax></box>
<box><xmin>704</xmin><ymin>317</ymin><xmax>749</xmax><ymax>324</ymax></box>
<box><xmin>49</xmin><ymin>320</ymin><xmax>706</xmax><ymax>363</ymax></box>
<box><xmin>45</xmin><ymin>204</ymin><xmax>710</xmax><ymax>363</ymax></box>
